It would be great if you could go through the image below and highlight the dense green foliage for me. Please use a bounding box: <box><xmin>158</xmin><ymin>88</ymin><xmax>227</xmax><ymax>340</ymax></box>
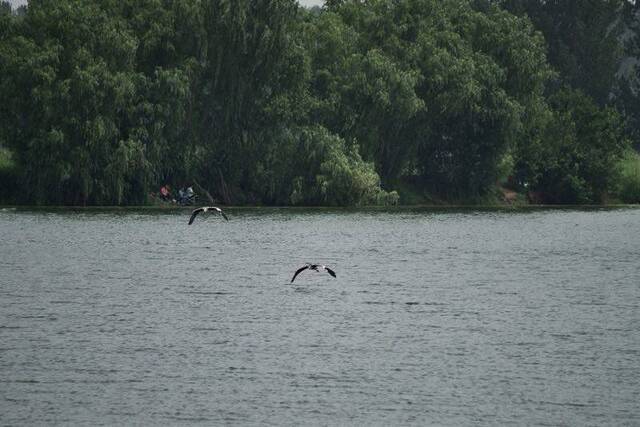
<box><xmin>617</xmin><ymin>150</ymin><xmax>640</xmax><ymax>202</ymax></box>
<box><xmin>0</xmin><ymin>0</ymin><xmax>637</xmax><ymax>205</ymax></box>
<box><xmin>515</xmin><ymin>88</ymin><xmax>627</xmax><ymax>203</ymax></box>
<box><xmin>499</xmin><ymin>0</ymin><xmax>624</xmax><ymax>104</ymax></box>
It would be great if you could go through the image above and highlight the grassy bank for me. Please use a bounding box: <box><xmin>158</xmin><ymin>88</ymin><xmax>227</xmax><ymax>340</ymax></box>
<box><xmin>3</xmin><ymin>203</ymin><xmax>639</xmax><ymax>214</ymax></box>
<box><xmin>618</xmin><ymin>150</ymin><xmax>640</xmax><ymax>203</ymax></box>
<box><xmin>1</xmin><ymin>142</ymin><xmax>638</xmax><ymax>208</ymax></box>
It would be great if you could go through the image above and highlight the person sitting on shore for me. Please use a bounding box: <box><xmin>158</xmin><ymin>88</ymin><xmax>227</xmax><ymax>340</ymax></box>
<box><xmin>160</xmin><ymin>185</ymin><xmax>170</xmax><ymax>201</ymax></box>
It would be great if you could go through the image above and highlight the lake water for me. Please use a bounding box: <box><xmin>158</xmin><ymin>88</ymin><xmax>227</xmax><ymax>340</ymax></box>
<box><xmin>1</xmin><ymin>207</ymin><xmax>639</xmax><ymax>425</ymax></box>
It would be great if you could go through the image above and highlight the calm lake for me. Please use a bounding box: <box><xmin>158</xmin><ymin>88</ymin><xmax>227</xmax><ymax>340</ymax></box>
<box><xmin>1</xmin><ymin>207</ymin><xmax>639</xmax><ymax>425</ymax></box>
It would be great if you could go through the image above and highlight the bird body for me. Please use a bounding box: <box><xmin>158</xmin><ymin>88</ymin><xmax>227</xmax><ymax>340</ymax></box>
<box><xmin>188</xmin><ymin>206</ymin><xmax>228</xmax><ymax>224</ymax></box>
<box><xmin>291</xmin><ymin>263</ymin><xmax>336</xmax><ymax>283</ymax></box>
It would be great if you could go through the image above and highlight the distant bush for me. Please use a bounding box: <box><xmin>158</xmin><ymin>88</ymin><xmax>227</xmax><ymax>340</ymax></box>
<box><xmin>617</xmin><ymin>150</ymin><xmax>640</xmax><ymax>203</ymax></box>
<box><xmin>522</xmin><ymin>88</ymin><xmax>628</xmax><ymax>203</ymax></box>
<box><xmin>316</xmin><ymin>138</ymin><xmax>399</xmax><ymax>206</ymax></box>
<box><xmin>253</xmin><ymin>126</ymin><xmax>397</xmax><ymax>206</ymax></box>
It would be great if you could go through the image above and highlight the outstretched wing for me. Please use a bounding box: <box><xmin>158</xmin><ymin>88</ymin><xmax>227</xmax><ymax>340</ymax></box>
<box><xmin>323</xmin><ymin>266</ymin><xmax>336</xmax><ymax>278</ymax></box>
<box><xmin>291</xmin><ymin>265</ymin><xmax>310</xmax><ymax>283</ymax></box>
<box><xmin>215</xmin><ymin>207</ymin><xmax>229</xmax><ymax>221</ymax></box>
<box><xmin>188</xmin><ymin>208</ymin><xmax>204</xmax><ymax>225</ymax></box>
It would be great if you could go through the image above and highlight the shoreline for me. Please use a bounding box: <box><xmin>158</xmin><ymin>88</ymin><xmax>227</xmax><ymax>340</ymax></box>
<box><xmin>2</xmin><ymin>204</ymin><xmax>639</xmax><ymax>211</ymax></box>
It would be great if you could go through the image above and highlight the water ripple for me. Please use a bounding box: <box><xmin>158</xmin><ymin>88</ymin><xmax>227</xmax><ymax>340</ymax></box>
<box><xmin>1</xmin><ymin>207</ymin><xmax>639</xmax><ymax>425</ymax></box>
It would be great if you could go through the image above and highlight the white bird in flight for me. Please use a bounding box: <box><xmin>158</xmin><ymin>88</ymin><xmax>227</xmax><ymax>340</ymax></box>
<box><xmin>291</xmin><ymin>263</ymin><xmax>337</xmax><ymax>283</ymax></box>
<box><xmin>188</xmin><ymin>206</ymin><xmax>228</xmax><ymax>225</ymax></box>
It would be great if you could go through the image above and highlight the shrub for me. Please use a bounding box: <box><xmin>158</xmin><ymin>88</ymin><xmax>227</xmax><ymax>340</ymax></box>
<box><xmin>526</xmin><ymin>88</ymin><xmax>628</xmax><ymax>203</ymax></box>
<box><xmin>252</xmin><ymin>126</ymin><xmax>397</xmax><ymax>206</ymax></box>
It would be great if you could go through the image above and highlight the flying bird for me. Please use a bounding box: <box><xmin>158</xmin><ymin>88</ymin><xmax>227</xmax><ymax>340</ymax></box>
<box><xmin>290</xmin><ymin>263</ymin><xmax>336</xmax><ymax>283</ymax></box>
<box><xmin>188</xmin><ymin>206</ymin><xmax>229</xmax><ymax>225</ymax></box>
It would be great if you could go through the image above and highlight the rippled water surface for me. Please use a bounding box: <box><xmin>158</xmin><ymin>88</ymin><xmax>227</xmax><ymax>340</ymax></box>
<box><xmin>1</xmin><ymin>207</ymin><xmax>639</xmax><ymax>425</ymax></box>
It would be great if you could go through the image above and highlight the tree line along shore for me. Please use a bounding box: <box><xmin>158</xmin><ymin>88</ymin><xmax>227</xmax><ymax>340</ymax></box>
<box><xmin>1</xmin><ymin>0</ymin><xmax>639</xmax><ymax>207</ymax></box>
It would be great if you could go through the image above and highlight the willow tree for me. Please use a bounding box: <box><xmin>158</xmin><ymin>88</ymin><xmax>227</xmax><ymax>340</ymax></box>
<box><xmin>0</xmin><ymin>1</ymin><xmax>139</xmax><ymax>204</ymax></box>
<box><xmin>510</xmin><ymin>0</ymin><xmax>626</xmax><ymax>102</ymax></box>
<box><xmin>183</xmin><ymin>0</ymin><xmax>305</xmax><ymax>203</ymax></box>
<box><xmin>306</xmin><ymin>0</ymin><xmax>552</xmax><ymax>199</ymax></box>
<box><xmin>0</xmin><ymin>0</ymin><xmax>199</xmax><ymax>204</ymax></box>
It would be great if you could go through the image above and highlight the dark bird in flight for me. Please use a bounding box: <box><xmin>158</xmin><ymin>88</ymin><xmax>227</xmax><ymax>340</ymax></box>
<box><xmin>188</xmin><ymin>206</ymin><xmax>228</xmax><ymax>225</ymax></box>
<box><xmin>290</xmin><ymin>263</ymin><xmax>336</xmax><ymax>283</ymax></box>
